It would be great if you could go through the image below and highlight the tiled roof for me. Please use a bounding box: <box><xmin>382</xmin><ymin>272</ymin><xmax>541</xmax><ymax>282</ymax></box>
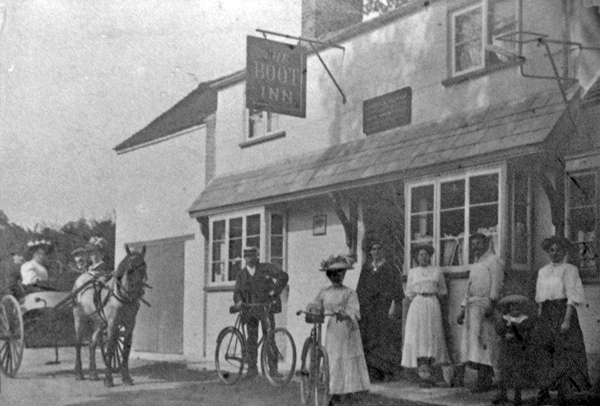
<box><xmin>114</xmin><ymin>82</ymin><xmax>217</xmax><ymax>152</ymax></box>
<box><xmin>188</xmin><ymin>91</ymin><xmax>567</xmax><ymax>217</ymax></box>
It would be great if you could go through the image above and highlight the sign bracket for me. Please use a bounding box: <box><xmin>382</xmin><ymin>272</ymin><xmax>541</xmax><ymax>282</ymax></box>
<box><xmin>256</xmin><ymin>29</ymin><xmax>347</xmax><ymax>104</ymax></box>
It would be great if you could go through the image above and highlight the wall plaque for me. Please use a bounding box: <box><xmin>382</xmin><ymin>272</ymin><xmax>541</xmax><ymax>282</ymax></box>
<box><xmin>363</xmin><ymin>87</ymin><xmax>412</xmax><ymax>135</ymax></box>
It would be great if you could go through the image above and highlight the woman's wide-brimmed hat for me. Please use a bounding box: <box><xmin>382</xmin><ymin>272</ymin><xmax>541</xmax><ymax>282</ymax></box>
<box><xmin>541</xmin><ymin>235</ymin><xmax>572</xmax><ymax>252</ymax></box>
<box><xmin>26</xmin><ymin>239</ymin><xmax>54</xmax><ymax>254</ymax></box>
<box><xmin>83</xmin><ymin>236</ymin><xmax>108</xmax><ymax>253</ymax></box>
<box><xmin>320</xmin><ymin>254</ymin><xmax>353</xmax><ymax>272</ymax></box>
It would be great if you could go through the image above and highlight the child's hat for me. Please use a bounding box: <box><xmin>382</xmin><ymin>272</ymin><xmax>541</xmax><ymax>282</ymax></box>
<box><xmin>496</xmin><ymin>294</ymin><xmax>532</xmax><ymax>311</ymax></box>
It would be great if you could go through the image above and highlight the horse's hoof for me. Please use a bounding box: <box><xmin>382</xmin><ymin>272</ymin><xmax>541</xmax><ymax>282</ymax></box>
<box><xmin>104</xmin><ymin>378</ymin><xmax>114</xmax><ymax>388</ymax></box>
<box><xmin>75</xmin><ymin>374</ymin><xmax>85</xmax><ymax>381</ymax></box>
<box><xmin>122</xmin><ymin>377</ymin><xmax>134</xmax><ymax>386</ymax></box>
<box><xmin>89</xmin><ymin>373</ymin><xmax>100</xmax><ymax>381</ymax></box>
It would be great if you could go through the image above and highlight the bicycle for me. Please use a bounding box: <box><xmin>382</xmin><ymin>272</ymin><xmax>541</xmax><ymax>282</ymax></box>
<box><xmin>215</xmin><ymin>303</ymin><xmax>296</xmax><ymax>386</ymax></box>
<box><xmin>296</xmin><ymin>309</ymin><xmax>338</xmax><ymax>406</ymax></box>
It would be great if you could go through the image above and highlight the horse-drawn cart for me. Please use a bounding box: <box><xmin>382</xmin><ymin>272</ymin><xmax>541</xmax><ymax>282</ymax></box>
<box><xmin>0</xmin><ymin>245</ymin><xmax>148</xmax><ymax>385</ymax></box>
<box><xmin>0</xmin><ymin>285</ymin><xmax>129</xmax><ymax>378</ymax></box>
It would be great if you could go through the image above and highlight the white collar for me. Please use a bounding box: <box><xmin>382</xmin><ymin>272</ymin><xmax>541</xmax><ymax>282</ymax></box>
<box><xmin>502</xmin><ymin>314</ymin><xmax>528</xmax><ymax>324</ymax></box>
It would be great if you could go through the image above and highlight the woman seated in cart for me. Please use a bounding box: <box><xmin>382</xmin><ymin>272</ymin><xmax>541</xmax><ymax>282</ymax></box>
<box><xmin>20</xmin><ymin>239</ymin><xmax>57</xmax><ymax>295</ymax></box>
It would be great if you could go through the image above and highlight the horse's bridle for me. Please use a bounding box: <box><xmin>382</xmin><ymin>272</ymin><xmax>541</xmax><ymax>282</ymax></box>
<box><xmin>112</xmin><ymin>260</ymin><xmax>148</xmax><ymax>304</ymax></box>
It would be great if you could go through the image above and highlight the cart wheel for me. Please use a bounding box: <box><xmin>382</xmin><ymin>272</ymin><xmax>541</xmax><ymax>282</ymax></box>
<box><xmin>0</xmin><ymin>295</ymin><xmax>25</xmax><ymax>377</ymax></box>
<box><xmin>101</xmin><ymin>324</ymin><xmax>126</xmax><ymax>373</ymax></box>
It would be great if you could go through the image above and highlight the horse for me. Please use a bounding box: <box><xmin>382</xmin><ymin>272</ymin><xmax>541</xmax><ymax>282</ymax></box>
<box><xmin>72</xmin><ymin>245</ymin><xmax>148</xmax><ymax>387</ymax></box>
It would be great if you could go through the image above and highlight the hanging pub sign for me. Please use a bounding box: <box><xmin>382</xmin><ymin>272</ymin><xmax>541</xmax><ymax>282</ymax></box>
<box><xmin>246</xmin><ymin>36</ymin><xmax>307</xmax><ymax>118</ymax></box>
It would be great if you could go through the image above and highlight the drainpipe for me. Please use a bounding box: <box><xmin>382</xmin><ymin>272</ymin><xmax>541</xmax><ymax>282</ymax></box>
<box><xmin>563</xmin><ymin>0</ymin><xmax>570</xmax><ymax>79</ymax></box>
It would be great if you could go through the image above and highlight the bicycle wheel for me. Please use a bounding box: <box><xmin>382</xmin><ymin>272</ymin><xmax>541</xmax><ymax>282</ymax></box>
<box><xmin>299</xmin><ymin>339</ymin><xmax>314</xmax><ymax>404</ymax></box>
<box><xmin>313</xmin><ymin>346</ymin><xmax>330</xmax><ymax>406</ymax></box>
<box><xmin>215</xmin><ymin>327</ymin><xmax>245</xmax><ymax>384</ymax></box>
<box><xmin>261</xmin><ymin>327</ymin><xmax>296</xmax><ymax>386</ymax></box>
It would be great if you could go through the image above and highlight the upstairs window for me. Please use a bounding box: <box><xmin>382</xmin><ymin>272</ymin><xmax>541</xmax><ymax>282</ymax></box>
<box><xmin>248</xmin><ymin>109</ymin><xmax>280</xmax><ymax>140</ymax></box>
<box><xmin>450</xmin><ymin>0</ymin><xmax>519</xmax><ymax>77</ymax></box>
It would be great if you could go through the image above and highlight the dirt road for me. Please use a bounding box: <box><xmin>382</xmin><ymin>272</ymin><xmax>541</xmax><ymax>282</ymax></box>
<box><xmin>0</xmin><ymin>348</ymin><xmax>402</xmax><ymax>406</ymax></box>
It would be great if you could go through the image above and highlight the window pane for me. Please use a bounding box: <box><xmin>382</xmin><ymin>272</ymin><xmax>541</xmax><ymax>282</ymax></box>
<box><xmin>411</xmin><ymin>185</ymin><xmax>434</xmax><ymax>213</ymax></box>
<box><xmin>229</xmin><ymin>259</ymin><xmax>241</xmax><ymax>282</ymax></box>
<box><xmin>514</xmin><ymin>203</ymin><xmax>528</xmax><ymax>264</ymax></box>
<box><xmin>470</xmin><ymin>204</ymin><xmax>499</xmax><ymax>234</ymax></box>
<box><xmin>571</xmin><ymin>207</ymin><xmax>596</xmax><ymax>236</ymax></box>
<box><xmin>470</xmin><ymin>174</ymin><xmax>499</xmax><ymax>204</ymax></box>
<box><xmin>229</xmin><ymin>238</ymin><xmax>242</xmax><ymax>262</ymax></box>
<box><xmin>570</xmin><ymin>174</ymin><xmax>596</xmax><ymax>207</ymax></box>
<box><xmin>212</xmin><ymin>241</ymin><xmax>224</xmax><ymax>262</ymax></box>
<box><xmin>455</xmin><ymin>40</ymin><xmax>483</xmax><ymax>72</ymax></box>
<box><xmin>271</xmin><ymin>214</ymin><xmax>284</xmax><ymax>235</ymax></box>
<box><xmin>230</xmin><ymin>217</ymin><xmax>243</xmax><ymax>238</ymax></box>
<box><xmin>246</xmin><ymin>236</ymin><xmax>260</xmax><ymax>251</ymax></box>
<box><xmin>247</xmin><ymin>214</ymin><xmax>261</xmax><ymax>236</ymax></box>
<box><xmin>514</xmin><ymin>171</ymin><xmax>528</xmax><ymax>204</ymax></box>
<box><xmin>441</xmin><ymin>209</ymin><xmax>465</xmax><ymax>237</ymax></box>
<box><xmin>441</xmin><ymin>180</ymin><xmax>465</xmax><ymax>209</ymax></box>
<box><xmin>441</xmin><ymin>237</ymin><xmax>464</xmax><ymax>266</ymax></box>
<box><xmin>455</xmin><ymin>8</ymin><xmax>482</xmax><ymax>44</ymax></box>
<box><xmin>213</xmin><ymin>220</ymin><xmax>225</xmax><ymax>241</ymax></box>
<box><xmin>411</xmin><ymin>213</ymin><xmax>433</xmax><ymax>241</ymax></box>
<box><xmin>270</xmin><ymin>236</ymin><xmax>284</xmax><ymax>258</ymax></box>
<box><xmin>212</xmin><ymin>262</ymin><xmax>224</xmax><ymax>283</ymax></box>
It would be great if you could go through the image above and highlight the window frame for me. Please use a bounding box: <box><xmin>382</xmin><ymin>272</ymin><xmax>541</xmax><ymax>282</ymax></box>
<box><xmin>510</xmin><ymin>167</ymin><xmax>533</xmax><ymax>271</ymax></box>
<box><xmin>247</xmin><ymin>108</ymin><xmax>281</xmax><ymax>141</ymax></box>
<box><xmin>448</xmin><ymin>0</ymin><xmax>522</xmax><ymax>79</ymax></box>
<box><xmin>405</xmin><ymin>166</ymin><xmax>504</xmax><ymax>270</ymax></box>
<box><xmin>207</xmin><ymin>208</ymin><xmax>287</xmax><ymax>287</ymax></box>
<box><xmin>565</xmin><ymin>169</ymin><xmax>600</xmax><ymax>281</ymax></box>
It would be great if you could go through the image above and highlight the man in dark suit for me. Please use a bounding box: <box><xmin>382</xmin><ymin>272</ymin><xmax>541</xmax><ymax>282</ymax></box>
<box><xmin>233</xmin><ymin>246</ymin><xmax>289</xmax><ymax>378</ymax></box>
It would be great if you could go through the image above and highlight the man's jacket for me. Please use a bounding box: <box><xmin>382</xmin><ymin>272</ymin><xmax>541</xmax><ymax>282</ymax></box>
<box><xmin>233</xmin><ymin>262</ymin><xmax>288</xmax><ymax>314</ymax></box>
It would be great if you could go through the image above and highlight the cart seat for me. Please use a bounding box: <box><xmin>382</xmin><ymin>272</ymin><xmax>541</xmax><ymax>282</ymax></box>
<box><xmin>20</xmin><ymin>291</ymin><xmax>70</xmax><ymax>313</ymax></box>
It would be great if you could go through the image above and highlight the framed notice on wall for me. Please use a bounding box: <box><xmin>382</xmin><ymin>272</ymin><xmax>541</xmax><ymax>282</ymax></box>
<box><xmin>363</xmin><ymin>87</ymin><xmax>412</xmax><ymax>135</ymax></box>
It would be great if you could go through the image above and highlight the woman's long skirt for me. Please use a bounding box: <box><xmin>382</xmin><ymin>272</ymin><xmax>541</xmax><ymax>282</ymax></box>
<box><xmin>325</xmin><ymin>318</ymin><xmax>371</xmax><ymax>394</ymax></box>
<box><xmin>534</xmin><ymin>299</ymin><xmax>591</xmax><ymax>392</ymax></box>
<box><xmin>401</xmin><ymin>295</ymin><xmax>450</xmax><ymax>368</ymax></box>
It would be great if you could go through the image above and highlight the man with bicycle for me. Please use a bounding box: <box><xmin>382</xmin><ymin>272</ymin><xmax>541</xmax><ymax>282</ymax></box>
<box><xmin>233</xmin><ymin>246</ymin><xmax>289</xmax><ymax>379</ymax></box>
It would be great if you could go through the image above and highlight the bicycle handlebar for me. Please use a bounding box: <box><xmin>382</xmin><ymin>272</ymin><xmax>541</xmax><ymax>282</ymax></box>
<box><xmin>296</xmin><ymin>310</ymin><xmax>339</xmax><ymax>317</ymax></box>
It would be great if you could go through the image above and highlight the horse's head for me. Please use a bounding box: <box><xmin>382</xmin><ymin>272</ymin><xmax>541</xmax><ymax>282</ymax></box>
<box><xmin>114</xmin><ymin>244</ymin><xmax>149</xmax><ymax>302</ymax></box>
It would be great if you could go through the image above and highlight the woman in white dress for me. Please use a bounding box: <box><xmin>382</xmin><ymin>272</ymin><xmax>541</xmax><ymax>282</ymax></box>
<box><xmin>308</xmin><ymin>255</ymin><xmax>371</xmax><ymax>404</ymax></box>
<box><xmin>401</xmin><ymin>245</ymin><xmax>450</xmax><ymax>387</ymax></box>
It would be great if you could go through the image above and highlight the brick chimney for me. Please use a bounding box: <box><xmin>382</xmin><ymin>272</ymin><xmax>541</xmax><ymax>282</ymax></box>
<box><xmin>302</xmin><ymin>0</ymin><xmax>363</xmax><ymax>39</ymax></box>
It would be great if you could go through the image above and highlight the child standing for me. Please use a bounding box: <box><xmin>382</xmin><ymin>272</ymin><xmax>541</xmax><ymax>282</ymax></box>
<box><xmin>307</xmin><ymin>255</ymin><xmax>371</xmax><ymax>405</ymax></box>
<box><xmin>493</xmin><ymin>295</ymin><xmax>536</xmax><ymax>406</ymax></box>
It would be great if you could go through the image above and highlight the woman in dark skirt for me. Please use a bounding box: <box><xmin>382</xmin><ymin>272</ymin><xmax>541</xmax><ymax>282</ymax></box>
<box><xmin>356</xmin><ymin>241</ymin><xmax>404</xmax><ymax>382</ymax></box>
<box><xmin>534</xmin><ymin>236</ymin><xmax>591</xmax><ymax>406</ymax></box>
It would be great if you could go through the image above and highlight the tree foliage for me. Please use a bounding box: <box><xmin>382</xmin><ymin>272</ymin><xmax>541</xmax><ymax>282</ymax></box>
<box><xmin>0</xmin><ymin>210</ymin><xmax>115</xmax><ymax>270</ymax></box>
<box><xmin>363</xmin><ymin>0</ymin><xmax>411</xmax><ymax>15</ymax></box>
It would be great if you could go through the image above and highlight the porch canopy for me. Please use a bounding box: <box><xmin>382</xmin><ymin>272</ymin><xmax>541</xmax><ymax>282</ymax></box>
<box><xmin>189</xmin><ymin>91</ymin><xmax>571</xmax><ymax>218</ymax></box>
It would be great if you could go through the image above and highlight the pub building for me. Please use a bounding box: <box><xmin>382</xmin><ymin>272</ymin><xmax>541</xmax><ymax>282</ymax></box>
<box><xmin>115</xmin><ymin>0</ymin><xmax>600</xmax><ymax>384</ymax></box>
